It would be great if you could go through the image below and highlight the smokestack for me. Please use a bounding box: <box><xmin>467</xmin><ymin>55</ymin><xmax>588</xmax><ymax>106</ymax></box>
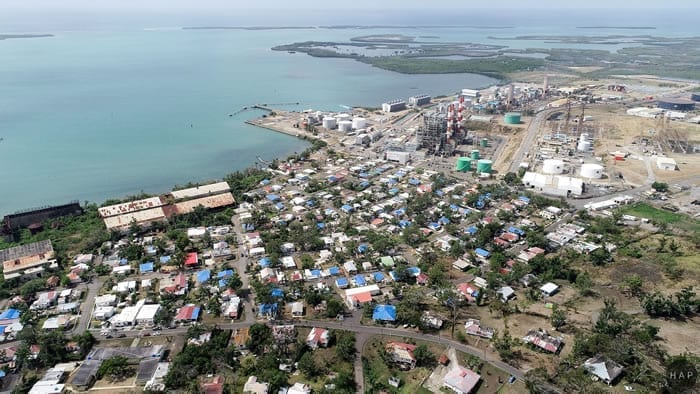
<box><xmin>507</xmin><ymin>84</ymin><xmax>514</xmax><ymax>108</ymax></box>
<box><xmin>543</xmin><ymin>75</ymin><xmax>549</xmax><ymax>95</ymax></box>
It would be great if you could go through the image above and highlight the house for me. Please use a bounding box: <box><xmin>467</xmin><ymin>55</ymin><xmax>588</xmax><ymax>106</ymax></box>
<box><xmin>243</xmin><ymin>376</ymin><xmax>269</xmax><ymax>394</ymax></box>
<box><xmin>372</xmin><ymin>304</ymin><xmax>397</xmax><ymax>322</ymax></box>
<box><xmin>136</xmin><ymin>304</ymin><xmax>160</xmax><ymax>326</ymax></box>
<box><xmin>184</xmin><ymin>252</ymin><xmax>199</xmax><ymax>268</ymax></box>
<box><xmin>520</xmin><ymin>274</ymin><xmax>539</xmax><ymax>287</ymax></box>
<box><xmin>583</xmin><ymin>355</ymin><xmax>624</xmax><ymax>385</ymax></box>
<box><xmin>291</xmin><ymin>302</ymin><xmax>304</xmax><ymax>317</ymax></box>
<box><xmin>464</xmin><ymin>319</ymin><xmax>494</xmax><ymax>339</ymax></box>
<box><xmin>540</xmin><ymin>282</ymin><xmax>560</xmax><ymax>297</ymax></box>
<box><xmin>286</xmin><ymin>382</ymin><xmax>311</xmax><ymax>394</ymax></box>
<box><xmin>201</xmin><ymin>375</ymin><xmax>224</xmax><ymax>394</ymax></box>
<box><xmin>161</xmin><ymin>272</ymin><xmax>188</xmax><ymax>295</ymax></box>
<box><xmin>139</xmin><ymin>262</ymin><xmax>154</xmax><ymax>273</ymax></box>
<box><xmin>385</xmin><ymin>342</ymin><xmax>417</xmax><ymax>370</ymax></box>
<box><xmin>345</xmin><ymin>284</ymin><xmax>381</xmax><ymax>309</ymax></box>
<box><xmin>174</xmin><ymin>304</ymin><xmax>201</xmax><ymax>323</ymax></box>
<box><xmin>224</xmin><ymin>296</ymin><xmax>241</xmax><ymax>318</ymax></box>
<box><xmin>452</xmin><ymin>259</ymin><xmax>473</xmax><ymax>271</ymax></box>
<box><xmin>496</xmin><ymin>286</ymin><xmax>515</xmax><ymax>302</ymax></box>
<box><xmin>421</xmin><ymin>312</ymin><xmax>443</xmax><ymax>329</ymax></box>
<box><xmin>31</xmin><ymin>291</ymin><xmax>58</xmax><ymax>310</ymax></box>
<box><xmin>443</xmin><ymin>365</ymin><xmax>481</xmax><ymax>394</ymax></box>
<box><xmin>306</xmin><ymin>327</ymin><xmax>330</xmax><ymax>349</ymax></box>
<box><xmin>94</xmin><ymin>294</ymin><xmax>117</xmax><ymax>307</ymax></box>
<box><xmin>522</xmin><ymin>329</ymin><xmax>563</xmax><ymax>353</ymax></box>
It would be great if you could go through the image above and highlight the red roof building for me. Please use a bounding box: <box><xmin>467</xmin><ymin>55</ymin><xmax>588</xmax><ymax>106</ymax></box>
<box><xmin>201</xmin><ymin>376</ymin><xmax>224</xmax><ymax>394</ymax></box>
<box><xmin>184</xmin><ymin>252</ymin><xmax>199</xmax><ymax>267</ymax></box>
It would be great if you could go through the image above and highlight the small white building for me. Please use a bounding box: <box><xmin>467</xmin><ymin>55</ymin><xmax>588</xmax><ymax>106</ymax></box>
<box><xmin>540</xmin><ymin>282</ymin><xmax>560</xmax><ymax>297</ymax></box>
<box><xmin>656</xmin><ymin>157</ymin><xmax>677</xmax><ymax>171</ymax></box>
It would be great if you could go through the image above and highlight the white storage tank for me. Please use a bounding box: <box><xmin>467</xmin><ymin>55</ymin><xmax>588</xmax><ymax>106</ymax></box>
<box><xmin>581</xmin><ymin>163</ymin><xmax>604</xmax><ymax>178</ymax></box>
<box><xmin>577</xmin><ymin>140</ymin><xmax>592</xmax><ymax>152</ymax></box>
<box><xmin>322</xmin><ymin>117</ymin><xmax>337</xmax><ymax>129</ymax></box>
<box><xmin>338</xmin><ymin>120</ymin><xmax>353</xmax><ymax>132</ymax></box>
<box><xmin>542</xmin><ymin>159</ymin><xmax>565</xmax><ymax>174</ymax></box>
<box><xmin>352</xmin><ymin>117</ymin><xmax>367</xmax><ymax>130</ymax></box>
<box><xmin>335</xmin><ymin>113</ymin><xmax>351</xmax><ymax>122</ymax></box>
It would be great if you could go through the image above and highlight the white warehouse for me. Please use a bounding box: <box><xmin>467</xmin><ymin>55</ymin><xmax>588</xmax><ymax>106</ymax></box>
<box><xmin>522</xmin><ymin>172</ymin><xmax>584</xmax><ymax>197</ymax></box>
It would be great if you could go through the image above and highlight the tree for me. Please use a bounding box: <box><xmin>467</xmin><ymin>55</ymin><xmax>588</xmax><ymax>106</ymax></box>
<box><xmin>226</xmin><ymin>273</ymin><xmax>243</xmax><ymax>291</ymax></box>
<box><xmin>550</xmin><ymin>305</ymin><xmax>567</xmax><ymax>330</ymax></box>
<box><xmin>326</xmin><ymin>298</ymin><xmax>345</xmax><ymax>318</ymax></box>
<box><xmin>97</xmin><ymin>356</ymin><xmax>134</xmax><ymax>382</ymax></box>
<box><xmin>74</xmin><ymin>332</ymin><xmax>96</xmax><ymax>357</ymax></box>
<box><xmin>413</xmin><ymin>344</ymin><xmax>435</xmax><ymax>367</ymax></box>
<box><xmin>651</xmin><ymin>182</ymin><xmax>668</xmax><ymax>193</ymax></box>
<box><xmin>207</xmin><ymin>297</ymin><xmax>222</xmax><ymax>317</ymax></box>
<box><xmin>574</xmin><ymin>272</ymin><xmax>594</xmax><ymax>296</ymax></box>
<box><xmin>503</xmin><ymin>172</ymin><xmax>520</xmax><ymax>186</ymax></box>
<box><xmin>621</xmin><ymin>274</ymin><xmax>644</xmax><ymax>297</ymax></box>
<box><xmin>297</xmin><ymin>352</ymin><xmax>318</xmax><ymax>377</ymax></box>
<box><xmin>335</xmin><ymin>331</ymin><xmax>356</xmax><ymax>362</ymax></box>
<box><xmin>247</xmin><ymin>323</ymin><xmax>272</xmax><ymax>356</ymax></box>
<box><xmin>589</xmin><ymin>247</ymin><xmax>610</xmax><ymax>266</ymax></box>
<box><xmin>493</xmin><ymin>328</ymin><xmax>518</xmax><ymax>361</ymax></box>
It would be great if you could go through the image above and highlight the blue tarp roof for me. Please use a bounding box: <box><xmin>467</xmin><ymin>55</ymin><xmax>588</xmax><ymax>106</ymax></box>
<box><xmin>450</xmin><ymin>204</ymin><xmax>459</xmax><ymax>211</ymax></box>
<box><xmin>436</xmin><ymin>190</ymin><xmax>445</xmax><ymax>197</ymax></box>
<box><xmin>408</xmin><ymin>178</ymin><xmax>421</xmax><ymax>185</ymax></box>
<box><xmin>428</xmin><ymin>223</ymin><xmax>441</xmax><ymax>230</ymax></box>
<box><xmin>271</xmin><ymin>288</ymin><xmax>284</xmax><ymax>298</ymax></box>
<box><xmin>465</xmin><ymin>226</ymin><xmax>478</xmax><ymax>234</ymax></box>
<box><xmin>306</xmin><ymin>199</ymin><xmax>316</xmax><ymax>207</ymax></box>
<box><xmin>336</xmin><ymin>277</ymin><xmax>349</xmax><ymax>287</ymax></box>
<box><xmin>328</xmin><ymin>175</ymin><xmax>338</xmax><ymax>182</ymax></box>
<box><xmin>0</xmin><ymin>369</ymin><xmax>5</xmax><ymax>378</ymax></box>
<box><xmin>310</xmin><ymin>269</ymin><xmax>321</xmax><ymax>277</ymax></box>
<box><xmin>393</xmin><ymin>208</ymin><xmax>406</xmax><ymax>216</ymax></box>
<box><xmin>439</xmin><ymin>217</ymin><xmax>450</xmax><ymax>224</ymax></box>
<box><xmin>399</xmin><ymin>220</ymin><xmax>412</xmax><ymax>228</ymax></box>
<box><xmin>475</xmin><ymin>248</ymin><xmax>491</xmax><ymax>258</ymax></box>
<box><xmin>407</xmin><ymin>267</ymin><xmax>421</xmax><ymax>276</ymax></box>
<box><xmin>266</xmin><ymin>194</ymin><xmax>280</xmax><ymax>201</ymax></box>
<box><xmin>259</xmin><ymin>303</ymin><xmax>278</xmax><ymax>315</ymax></box>
<box><xmin>508</xmin><ymin>226</ymin><xmax>525</xmax><ymax>236</ymax></box>
<box><xmin>341</xmin><ymin>205</ymin><xmax>353</xmax><ymax>212</ymax></box>
<box><xmin>358</xmin><ymin>244</ymin><xmax>369</xmax><ymax>253</ymax></box>
<box><xmin>119</xmin><ymin>258</ymin><xmax>128</xmax><ymax>265</ymax></box>
<box><xmin>0</xmin><ymin>326</ymin><xmax>5</xmax><ymax>334</ymax></box>
<box><xmin>395</xmin><ymin>171</ymin><xmax>406</xmax><ymax>177</ymax></box>
<box><xmin>159</xmin><ymin>256</ymin><xmax>171</xmax><ymax>263</ymax></box>
<box><xmin>218</xmin><ymin>269</ymin><xmax>234</xmax><ymax>278</ymax></box>
<box><xmin>355</xmin><ymin>274</ymin><xmax>367</xmax><ymax>286</ymax></box>
<box><xmin>139</xmin><ymin>262</ymin><xmax>154</xmax><ymax>273</ymax></box>
<box><xmin>324</xmin><ymin>208</ymin><xmax>335</xmax><ymax>215</ymax></box>
<box><xmin>218</xmin><ymin>279</ymin><xmax>228</xmax><ymax>288</ymax></box>
<box><xmin>359</xmin><ymin>181</ymin><xmax>370</xmax><ymax>188</ymax></box>
<box><xmin>373</xmin><ymin>272</ymin><xmax>385</xmax><ymax>282</ymax></box>
<box><xmin>372</xmin><ymin>305</ymin><xmax>397</xmax><ymax>321</ymax></box>
<box><xmin>317</xmin><ymin>222</ymin><xmax>325</xmax><ymax>229</ymax></box>
<box><xmin>518</xmin><ymin>196</ymin><xmax>530</xmax><ymax>203</ymax></box>
<box><xmin>359</xmin><ymin>172</ymin><xmax>369</xmax><ymax>178</ymax></box>
<box><xmin>196</xmin><ymin>270</ymin><xmax>211</xmax><ymax>283</ymax></box>
<box><xmin>275</xmin><ymin>202</ymin><xmax>285</xmax><ymax>209</ymax></box>
<box><xmin>259</xmin><ymin>258</ymin><xmax>271</xmax><ymax>267</ymax></box>
<box><xmin>0</xmin><ymin>309</ymin><xmax>19</xmax><ymax>320</ymax></box>
<box><xmin>329</xmin><ymin>266</ymin><xmax>340</xmax><ymax>276</ymax></box>
<box><xmin>260</xmin><ymin>179</ymin><xmax>270</xmax><ymax>185</ymax></box>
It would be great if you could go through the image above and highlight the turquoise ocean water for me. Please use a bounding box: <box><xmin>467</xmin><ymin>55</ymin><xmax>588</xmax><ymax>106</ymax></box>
<box><xmin>0</xmin><ymin>9</ymin><xmax>695</xmax><ymax>214</ymax></box>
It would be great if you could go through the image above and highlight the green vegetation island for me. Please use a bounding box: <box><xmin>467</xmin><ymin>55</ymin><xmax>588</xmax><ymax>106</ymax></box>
<box><xmin>274</xmin><ymin>34</ymin><xmax>700</xmax><ymax>81</ymax></box>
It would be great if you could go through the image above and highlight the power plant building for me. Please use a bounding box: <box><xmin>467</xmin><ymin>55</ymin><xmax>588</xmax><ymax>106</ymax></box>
<box><xmin>408</xmin><ymin>95</ymin><xmax>431</xmax><ymax>107</ymax></box>
<box><xmin>382</xmin><ymin>100</ymin><xmax>407</xmax><ymax>113</ymax></box>
<box><xmin>0</xmin><ymin>240</ymin><xmax>55</xmax><ymax>280</ymax></box>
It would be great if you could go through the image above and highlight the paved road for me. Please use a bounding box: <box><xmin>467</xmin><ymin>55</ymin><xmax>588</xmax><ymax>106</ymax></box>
<box><xmin>508</xmin><ymin>110</ymin><xmax>549</xmax><ymax>173</ymax></box>
<box><xmin>230</xmin><ymin>215</ymin><xmax>255</xmax><ymax>324</ymax></box>
<box><xmin>74</xmin><ymin>272</ymin><xmax>103</xmax><ymax>335</ymax></box>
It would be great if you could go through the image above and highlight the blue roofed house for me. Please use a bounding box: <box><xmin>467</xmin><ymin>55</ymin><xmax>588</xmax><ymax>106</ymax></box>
<box><xmin>258</xmin><ymin>303</ymin><xmax>278</xmax><ymax>318</ymax></box>
<box><xmin>195</xmin><ymin>270</ymin><xmax>211</xmax><ymax>284</ymax></box>
<box><xmin>266</xmin><ymin>194</ymin><xmax>280</xmax><ymax>202</ymax></box>
<box><xmin>354</xmin><ymin>274</ymin><xmax>367</xmax><ymax>286</ymax></box>
<box><xmin>271</xmin><ymin>288</ymin><xmax>284</xmax><ymax>298</ymax></box>
<box><xmin>328</xmin><ymin>266</ymin><xmax>341</xmax><ymax>276</ymax></box>
<box><xmin>274</xmin><ymin>202</ymin><xmax>285</xmax><ymax>211</ymax></box>
<box><xmin>341</xmin><ymin>205</ymin><xmax>354</xmax><ymax>214</ymax></box>
<box><xmin>508</xmin><ymin>226</ymin><xmax>525</xmax><ymax>236</ymax></box>
<box><xmin>465</xmin><ymin>226</ymin><xmax>478</xmax><ymax>235</ymax></box>
<box><xmin>139</xmin><ymin>262</ymin><xmax>154</xmax><ymax>274</ymax></box>
<box><xmin>373</xmin><ymin>272</ymin><xmax>385</xmax><ymax>283</ymax></box>
<box><xmin>475</xmin><ymin>248</ymin><xmax>491</xmax><ymax>259</ymax></box>
<box><xmin>439</xmin><ymin>217</ymin><xmax>450</xmax><ymax>225</ymax></box>
<box><xmin>258</xmin><ymin>258</ymin><xmax>271</xmax><ymax>268</ymax></box>
<box><xmin>159</xmin><ymin>256</ymin><xmax>171</xmax><ymax>264</ymax></box>
<box><xmin>372</xmin><ymin>305</ymin><xmax>397</xmax><ymax>322</ymax></box>
<box><xmin>357</xmin><ymin>244</ymin><xmax>369</xmax><ymax>254</ymax></box>
<box><xmin>336</xmin><ymin>277</ymin><xmax>349</xmax><ymax>289</ymax></box>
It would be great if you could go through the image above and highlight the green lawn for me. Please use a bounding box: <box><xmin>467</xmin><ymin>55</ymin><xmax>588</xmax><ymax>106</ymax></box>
<box><xmin>620</xmin><ymin>203</ymin><xmax>700</xmax><ymax>232</ymax></box>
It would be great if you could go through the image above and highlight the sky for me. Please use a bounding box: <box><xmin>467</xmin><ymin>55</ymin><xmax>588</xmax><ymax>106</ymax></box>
<box><xmin>5</xmin><ymin>0</ymin><xmax>699</xmax><ymax>10</ymax></box>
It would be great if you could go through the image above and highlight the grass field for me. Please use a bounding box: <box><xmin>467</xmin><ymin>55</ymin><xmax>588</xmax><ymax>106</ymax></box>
<box><xmin>620</xmin><ymin>202</ymin><xmax>700</xmax><ymax>233</ymax></box>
